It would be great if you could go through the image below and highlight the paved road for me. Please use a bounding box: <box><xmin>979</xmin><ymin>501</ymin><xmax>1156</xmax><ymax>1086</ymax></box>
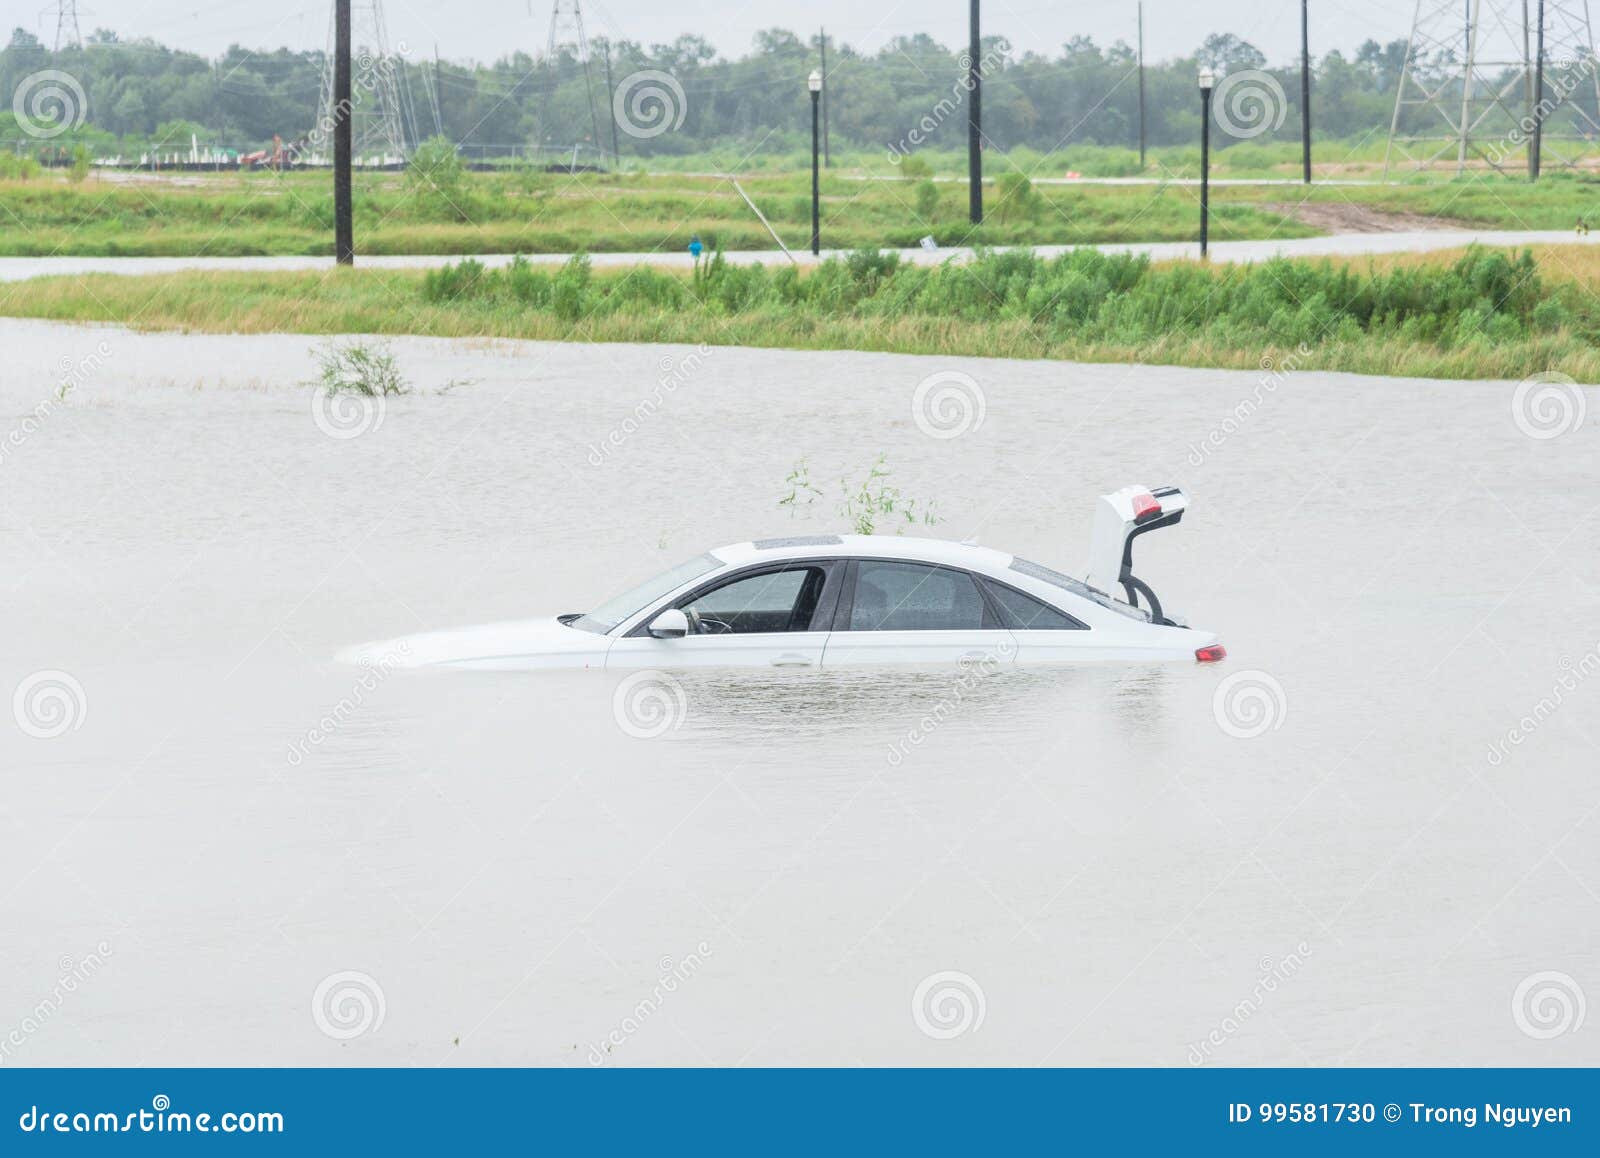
<box><xmin>1</xmin><ymin>228</ymin><xmax>1593</xmax><ymax>283</ymax></box>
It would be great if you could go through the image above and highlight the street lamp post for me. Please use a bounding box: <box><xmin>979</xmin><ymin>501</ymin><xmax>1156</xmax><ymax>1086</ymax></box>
<box><xmin>1198</xmin><ymin>67</ymin><xmax>1215</xmax><ymax>259</ymax></box>
<box><xmin>808</xmin><ymin>69</ymin><xmax>822</xmax><ymax>256</ymax></box>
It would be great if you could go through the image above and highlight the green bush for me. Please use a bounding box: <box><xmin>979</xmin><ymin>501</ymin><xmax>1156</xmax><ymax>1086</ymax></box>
<box><xmin>895</xmin><ymin>155</ymin><xmax>932</xmax><ymax>181</ymax></box>
<box><xmin>415</xmin><ymin>245</ymin><xmax>1555</xmax><ymax>349</ymax></box>
<box><xmin>312</xmin><ymin>338</ymin><xmax>409</xmax><ymax>396</ymax></box>
<box><xmin>551</xmin><ymin>253</ymin><xmax>592</xmax><ymax>320</ymax></box>
<box><xmin>422</xmin><ymin>257</ymin><xmax>487</xmax><ymax>303</ymax></box>
<box><xmin>993</xmin><ymin>172</ymin><xmax>1039</xmax><ymax>224</ymax></box>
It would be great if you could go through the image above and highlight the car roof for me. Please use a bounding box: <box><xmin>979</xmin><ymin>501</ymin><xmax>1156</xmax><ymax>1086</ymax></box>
<box><xmin>711</xmin><ymin>534</ymin><xmax>1019</xmax><ymax>575</ymax></box>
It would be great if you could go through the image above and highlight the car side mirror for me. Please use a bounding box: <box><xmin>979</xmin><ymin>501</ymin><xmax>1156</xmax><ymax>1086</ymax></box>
<box><xmin>647</xmin><ymin>608</ymin><xmax>689</xmax><ymax>639</ymax></box>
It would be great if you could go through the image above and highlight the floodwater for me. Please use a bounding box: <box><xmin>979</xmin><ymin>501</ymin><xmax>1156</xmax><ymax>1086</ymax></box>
<box><xmin>1</xmin><ymin>226</ymin><xmax>1597</xmax><ymax>283</ymax></box>
<box><xmin>1</xmin><ymin>318</ymin><xmax>1596</xmax><ymax>1067</ymax></box>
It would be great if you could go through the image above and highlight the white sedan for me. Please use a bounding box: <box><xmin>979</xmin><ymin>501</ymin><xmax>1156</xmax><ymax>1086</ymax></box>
<box><xmin>341</xmin><ymin>485</ymin><xmax>1225</xmax><ymax>671</ymax></box>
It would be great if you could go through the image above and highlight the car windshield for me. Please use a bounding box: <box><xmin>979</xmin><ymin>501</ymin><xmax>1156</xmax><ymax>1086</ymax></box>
<box><xmin>568</xmin><ymin>553</ymin><xmax>722</xmax><ymax>634</ymax></box>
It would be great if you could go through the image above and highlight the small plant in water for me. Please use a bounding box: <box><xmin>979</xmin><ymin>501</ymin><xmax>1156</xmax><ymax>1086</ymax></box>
<box><xmin>779</xmin><ymin>454</ymin><xmax>941</xmax><ymax>536</ymax></box>
<box><xmin>838</xmin><ymin>453</ymin><xmax>940</xmax><ymax>535</ymax></box>
<box><xmin>312</xmin><ymin>339</ymin><xmax>410</xmax><ymax>397</ymax></box>
<box><xmin>778</xmin><ymin>458</ymin><xmax>824</xmax><ymax>516</ymax></box>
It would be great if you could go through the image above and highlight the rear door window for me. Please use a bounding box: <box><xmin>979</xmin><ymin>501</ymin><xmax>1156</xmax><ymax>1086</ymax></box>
<box><xmin>847</xmin><ymin>561</ymin><xmax>993</xmax><ymax>631</ymax></box>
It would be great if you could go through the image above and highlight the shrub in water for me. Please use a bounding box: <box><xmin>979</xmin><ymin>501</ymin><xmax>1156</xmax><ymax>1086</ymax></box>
<box><xmin>313</xmin><ymin>339</ymin><xmax>409</xmax><ymax>396</ymax></box>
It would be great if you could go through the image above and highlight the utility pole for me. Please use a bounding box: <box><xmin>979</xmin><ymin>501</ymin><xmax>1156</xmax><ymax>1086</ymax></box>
<box><xmin>1137</xmin><ymin>3</ymin><xmax>1147</xmax><ymax>169</ymax></box>
<box><xmin>1199</xmin><ymin>68</ymin><xmax>1215</xmax><ymax>258</ymax></box>
<box><xmin>968</xmin><ymin>0</ymin><xmax>982</xmax><ymax>224</ymax></box>
<box><xmin>602</xmin><ymin>40</ymin><xmax>621</xmax><ymax>163</ymax></box>
<box><xmin>1301</xmin><ymin>0</ymin><xmax>1313</xmax><ymax>182</ymax></box>
<box><xmin>819</xmin><ymin>27</ymin><xmax>832</xmax><ymax>168</ymax></box>
<box><xmin>1531</xmin><ymin>0</ymin><xmax>1545</xmax><ymax>179</ymax></box>
<box><xmin>334</xmin><ymin>0</ymin><xmax>353</xmax><ymax>265</ymax></box>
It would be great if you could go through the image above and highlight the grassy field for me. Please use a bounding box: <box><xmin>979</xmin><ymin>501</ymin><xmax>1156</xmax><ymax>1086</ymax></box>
<box><xmin>6</xmin><ymin>244</ymin><xmax>1596</xmax><ymax>382</ymax></box>
<box><xmin>0</xmin><ymin>168</ymin><xmax>1306</xmax><ymax>256</ymax></box>
<box><xmin>2</xmin><ymin>154</ymin><xmax>1599</xmax><ymax>257</ymax></box>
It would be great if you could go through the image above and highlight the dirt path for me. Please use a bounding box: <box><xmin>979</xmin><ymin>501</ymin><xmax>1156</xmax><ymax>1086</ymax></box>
<box><xmin>1263</xmin><ymin>200</ymin><xmax>1463</xmax><ymax>233</ymax></box>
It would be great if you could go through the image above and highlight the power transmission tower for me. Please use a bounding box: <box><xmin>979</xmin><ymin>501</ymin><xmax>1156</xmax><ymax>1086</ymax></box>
<box><xmin>48</xmin><ymin>0</ymin><xmax>83</xmax><ymax>51</ymax></box>
<box><xmin>1385</xmin><ymin>0</ymin><xmax>1600</xmax><ymax>175</ymax></box>
<box><xmin>538</xmin><ymin>0</ymin><xmax>604</xmax><ymax>166</ymax></box>
<box><xmin>316</xmin><ymin>0</ymin><xmax>417</xmax><ymax>162</ymax></box>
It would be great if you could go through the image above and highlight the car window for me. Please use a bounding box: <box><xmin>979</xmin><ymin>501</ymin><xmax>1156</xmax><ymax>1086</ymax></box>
<box><xmin>682</xmin><ymin>567</ymin><xmax>825</xmax><ymax>634</ymax></box>
<box><xmin>847</xmin><ymin>561</ymin><xmax>991</xmax><ymax>631</ymax></box>
<box><xmin>983</xmin><ymin>579</ymin><xmax>1087</xmax><ymax>630</ymax></box>
<box><xmin>570</xmin><ymin>553</ymin><xmax>722</xmax><ymax>634</ymax></box>
<box><xmin>1009</xmin><ymin>556</ymin><xmax>1151</xmax><ymax>623</ymax></box>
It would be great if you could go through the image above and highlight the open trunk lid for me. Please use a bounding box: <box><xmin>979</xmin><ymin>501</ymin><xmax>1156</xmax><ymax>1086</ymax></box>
<box><xmin>1083</xmin><ymin>484</ymin><xmax>1191</xmax><ymax>626</ymax></box>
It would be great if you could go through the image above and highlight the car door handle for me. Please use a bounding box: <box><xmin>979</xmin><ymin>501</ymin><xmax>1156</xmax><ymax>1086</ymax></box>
<box><xmin>770</xmin><ymin>653</ymin><xmax>814</xmax><ymax>667</ymax></box>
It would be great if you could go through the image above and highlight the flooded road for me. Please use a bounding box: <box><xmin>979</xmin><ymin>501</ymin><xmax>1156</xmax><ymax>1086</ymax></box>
<box><xmin>1</xmin><ymin>227</ymin><xmax>1597</xmax><ymax>282</ymax></box>
<box><xmin>1</xmin><ymin>319</ymin><xmax>1596</xmax><ymax>1066</ymax></box>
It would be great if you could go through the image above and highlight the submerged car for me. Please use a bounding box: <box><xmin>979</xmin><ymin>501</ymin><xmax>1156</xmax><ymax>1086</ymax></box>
<box><xmin>341</xmin><ymin>485</ymin><xmax>1224</xmax><ymax>671</ymax></box>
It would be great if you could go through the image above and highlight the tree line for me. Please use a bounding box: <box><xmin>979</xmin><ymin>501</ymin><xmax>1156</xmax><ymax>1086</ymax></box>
<box><xmin>0</xmin><ymin>23</ymin><xmax>1545</xmax><ymax>160</ymax></box>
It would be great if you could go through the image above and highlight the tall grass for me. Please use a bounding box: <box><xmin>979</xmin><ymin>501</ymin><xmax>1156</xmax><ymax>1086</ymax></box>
<box><xmin>420</xmin><ymin>245</ymin><xmax>1568</xmax><ymax>354</ymax></box>
<box><xmin>7</xmin><ymin>245</ymin><xmax>1595</xmax><ymax>381</ymax></box>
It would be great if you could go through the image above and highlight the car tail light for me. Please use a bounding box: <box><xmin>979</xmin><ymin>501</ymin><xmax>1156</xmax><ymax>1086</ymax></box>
<box><xmin>1195</xmin><ymin>643</ymin><xmax>1227</xmax><ymax>663</ymax></box>
<box><xmin>1131</xmin><ymin>492</ymin><xmax>1162</xmax><ymax>521</ymax></box>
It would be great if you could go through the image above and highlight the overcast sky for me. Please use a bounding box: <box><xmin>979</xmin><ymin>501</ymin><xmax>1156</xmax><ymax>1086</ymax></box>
<box><xmin>10</xmin><ymin>0</ymin><xmax>1416</xmax><ymax>65</ymax></box>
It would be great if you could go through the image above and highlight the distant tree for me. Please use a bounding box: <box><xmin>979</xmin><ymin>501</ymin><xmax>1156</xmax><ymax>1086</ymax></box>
<box><xmin>1198</xmin><ymin>33</ymin><xmax>1267</xmax><ymax>72</ymax></box>
<box><xmin>0</xmin><ymin>26</ymin><xmax>1425</xmax><ymax>157</ymax></box>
